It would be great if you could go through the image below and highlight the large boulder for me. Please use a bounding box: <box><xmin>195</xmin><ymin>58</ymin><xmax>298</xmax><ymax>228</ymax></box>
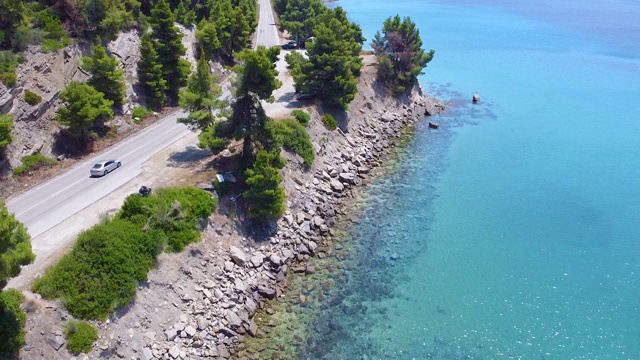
<box><xmin>229</xmin><ymin>246</ymin><xmax>246</xmax><ymax>266</ymax></box>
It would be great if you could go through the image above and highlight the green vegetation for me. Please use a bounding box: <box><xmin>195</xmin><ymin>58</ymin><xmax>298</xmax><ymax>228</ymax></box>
<box><xmin>33</xmin><ymin>187</ymin><xmax>215</xmax><ymax>320</ymax></box>
<box><xmin>32</xmin><ymin>219</ymin><xmax>157</xmax><ymax>319</ymax></box>
<box><xmin>195</xmin><ymin>19</ymin><xmax>221</xmax><ymax>60</ymax></box>
<box><xmin>272</xmin><ymin>118</ymin><xmax>314</xmax><ymax>167</ymax></box>
<box><xmin>0</xmin><ymin>289</ymin><xmax>27</xmax><ymax>359</ymax></box>
<box><xmin>64</xmin><ymin>320</ymin><xmax>98</xmax><ymax>354</ymax></box>
<box><xmin>137</xmin><ymin>32</ymin><xmax>167</xmax><ymax>108</ymax></box>
<box><xmin>0</xmin><ymin>114</ymin><xmax>13</xmax><ymax>150</ymax></box>
<box><xmin>118</xmin><ymin>187</ymin><xmax>217</xmax><ymax>252</ymax></box>
<box><xmin>198</xmin><ymin>46</ymin><xmax>281</xmax><ymax>165</ymax></box>
<box><xmin>149</xmin><ymin>0</ymin><xmax>191</xmax><ymax>99</ymax></box>
<box><xmin>244</xmin><ymin>150</ymin><xmax>286</xmax><ymax>221</ymax></box>
<box><xmin>0</xmin><ymin>201</ymin><xmax>35</xmax><ymax>288</ymax></box>
<box><xmin>322</xmin><ymin>113</ymin><xmax>337</xmax><ymax>130</ymax></box>
<box><xmin>372</xmin><ymin>15</ymin><xmax>435</xmax><ymax>95</ymax></box>
<box><xmin>12</xmin><ymin>153</ymin><xmax>56</xmax><ymax>176</ymax></box>
<box><xmin>179</xmin><ymin>53</ymin><xmax>222</xmax><ymax>130</ymax></box>
<box><xmin>131</xmin><ymin>105</ymin><xmax>151</xmax><ymax>122</ymax></box>
<box><xmin>56</xmin><ymin>81</ymin><xmax>114</xmax><ymax>147</ymax></box>
<box><xmin>81</xmin><ymin>44</ymin><xmax>126</xmax><ymax>107</ymax></box>
<box><xmin>292</xmin><ymin>109</ymin><xmax>310</xmax><ymax>127</ymax></box>
<box><xmin>23</xmin><ymin>89</ymin><xmax>41</xmax><ymax>105</ymax></box>
<box><xmin>286</xmin><ymin>7</ymin><xmax>364</xmax><ymax>109</ymax></box>
<box><xmin>0</xmin><ymin>51</ymin><xmax>24</xmax><ymax>87</ymax></box>
<box><xmin>0</xmin><ymin>201</ymin><xmax>34</xmax><ymax>358</ymax></box>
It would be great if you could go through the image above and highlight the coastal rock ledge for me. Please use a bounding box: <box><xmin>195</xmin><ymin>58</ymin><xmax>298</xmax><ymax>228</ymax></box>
<box><xmin>21</xmin><ymin>60</ymin><xmax>445</xmax><ymax>360</ymax></box>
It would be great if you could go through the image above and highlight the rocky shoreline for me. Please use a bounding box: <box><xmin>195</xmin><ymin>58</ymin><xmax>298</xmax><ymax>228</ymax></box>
<box><xmin>19</xmin><ymin>64</ymin><xmax>444</xmax><ymax>360</ymax></box>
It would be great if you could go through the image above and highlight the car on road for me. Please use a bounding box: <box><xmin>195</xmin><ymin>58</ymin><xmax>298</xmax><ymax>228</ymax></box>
<box><xmin>281</xmin><ymin>41</ymin><xmax>297</xmax><ymax>49</ymax></box>
<box><xmin>90</xmin><ymin>160</ymin><xmax>121</xmax><ymax>177</ymax></box>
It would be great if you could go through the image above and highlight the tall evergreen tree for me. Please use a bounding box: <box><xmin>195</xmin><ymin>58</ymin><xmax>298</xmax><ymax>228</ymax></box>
<box><xmin>290</xmin><ymin>9</ymin><xmax>363</xmax><ymax>109</ymax></box>
<box><xmin>178</xmin><ymin>53</ymin><xmax>221</xmax><ymax>130</ymax></box>
<box><xmin>150</xmin><ymin>0</ymin><xmax>190</xmax><ymax>98</ymax></box>
<box><xmin>372</xmin><ymin>15</ymin><xmax>435</xmax><ymax>95</ymax></box>
<box><xmin>198</xmin><ymin>46</ymin><xmax>281</xmax><ymax>165</ymax></box>
<box><xmin>195</xmin><ymin>19</ymin><xmax>221</xmax><ymax>60</ymax></box>
<box><xmin>243</xmin><ymin>150</ymin><xmax>286</xmax><ymax>222</ymax></box>
<box><xmin>137</xmin><ymin>32</ymin><xmax>167</xmax><ymax>108</ymax></box>
<box><xmin>81</xmin><ymin>44</ymin><xmax>126</xmax><ymax>107</ymax></box>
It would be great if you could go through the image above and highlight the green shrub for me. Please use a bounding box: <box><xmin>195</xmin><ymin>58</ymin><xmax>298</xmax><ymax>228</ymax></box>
<box><xmin>24</xmin><ymin>90</ymin><xmax>42</xmax><ymax>105</ymax></box>
<box><xmin>64</xmin><ymin>320</ymin><xmax>98</xmax><ymax>354</ymax></box>
<box><xmin>0</xmin><ymin>289</ymin><xmax>27</xmax><ymax>359</ymax></box>
<box><xmin>0</xmin><ymin>51</ymin><xmax>24</xmax><ymax>88</ymax></box>
<box><xmin>32</xmin><ymin>220</ymin><xmax>161</xmax><ymax>320</ymax></box>
<box><xmin>0</xmin><ymin>72</ymin><xmax>16</xmax><ymax>87</ymax></box>
<box><xmin>132</xmin><ymin>106</ymin><xmax>151</xmax><ymax>123</ymax></box>
<box><xmin>13</xmin><ymin>153</ymin><xmax>56</xmax><ymax>177</ymax></box>
<box><xmin>322</xmin><ymin>114</ymin><xmax>337</xmax><ymax>131</ymax></box>
<box><xmin>292</xmin><ymin>109</ymin><xmax>310</xmax><ymax>127</ymax></box>
<box><xmin>118</xmin><ymin>187</ymin><xmax>216</xmax><ymax>252</ymax></box>
<box><xmin>273</xmin><ymin>118</ymin><xmax>315</xmax><ymax>167</ymax></box>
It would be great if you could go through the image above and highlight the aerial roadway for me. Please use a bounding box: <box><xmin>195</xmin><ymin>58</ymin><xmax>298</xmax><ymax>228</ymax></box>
<box><xmin>6</xmin><ymin>0</ymin><xmax>281</xmax><ymax>242</ymax></box>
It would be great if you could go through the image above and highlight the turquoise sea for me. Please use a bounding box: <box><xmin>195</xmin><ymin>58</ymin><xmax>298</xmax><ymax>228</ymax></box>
<box><xmin>302</xmin><ymin>0</ymin><xmax>640</xmax><ymax>359</ymax></box>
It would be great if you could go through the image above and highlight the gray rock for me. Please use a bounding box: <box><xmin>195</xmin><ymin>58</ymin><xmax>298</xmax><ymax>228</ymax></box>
<box><xmin>141</xmin><ymin>347</ymin><xmax>154</xmax><ymax>360</ymax></box>
<box><xmin>168</xmin><ymin>345</ymin><xmax>180</xmax><ymax>359</ymax></box>
<box><xmin>330</xmin><ymin>179</ymin><xmax>344</xmax><ymax>192</ymax></box>
<box><xmin>269</xmin><ymin>253</ymin><xmax>282</xmax><ymax>265</ymax></box>
<box><xmin>247</xmin><ymin>321</ymin><xmax>258</xmax><ymax>337</ymax></box>
<box><xmin>184</xmin><ymin>325</ymin><xmax>197</xmax><ymax>337</ymax></box>
<box><xmin>217</xmin><ymin>345</ymin><xmax>231</xmax><ymax>359</ymax></box>
<box><xmin>47</xmin><ymin>335</ymin><xmax>65</xmax><ymax>350</ymax></box>
<box><xmin>165</xmin><ymin>328</ymin><xmax>178</xmax><ymax>341</ymax></box>
<box><xmin>257</xmin><ymin>285</ymin><xmax>276</xmax><ymax>299</ymax></box>
<box><xmin>244</xmin><ymin>297</ymin><xmax>257</xmax><ymax>315</ymax></box>
<box><xmin>227</xmin><ymin>311</ymin><xmax>243</xmax><ymax>328</ymax></box>
<box><xmin>234</xmin><ymin>278</ymin><xmax>247</xmax><ymax>292</ymax></box>
<box><xmin>229</xmin><ymin>246</ymin><xmax>246</xmax><ymax>266</ymax></box>
<box><xmin>312</xmin><ymin>216</ymin><xmax>324</xmax><ymax>227</ymax></box>
<box><xmin>250</xmin><ymin>253</ymin><xmax>265</xmax><ymax>268</ymax></box>
<box><xmin>282</xmin><ymin>249</ymin><xmax>294</xmax><ymax>261</ymax></box>
<box><xmin>473</xmin><ymin>93</ymin><xmax>480</xmax><ymax>104</ymax></box>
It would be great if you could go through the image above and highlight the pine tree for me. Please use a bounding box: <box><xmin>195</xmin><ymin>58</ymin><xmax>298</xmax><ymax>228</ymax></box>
<box><xmin>178</xmin><ymin>52</ymin><xmax>221</xmax><ymax>130</ymax></box>
<box><xmin>174</xmin><ymin>0</ymin><xmax>188</xmax><ymax>25</ymax></box>
<box><xmin>150</xmin><ymin>0</ymin><xmax>190</xmax><ymax>98</ymax></box>
<box><xmin>372</xmin><ymin>15</ymin><xmax>435</xmax><ymax>95</ymax></box>
<box><xmin>195</xmin><ymin>19</ymin><xmax>221</xmax><ymax>60</ymax></box>
<box><xmin>56</xmin><ymin>82</ymin><xmax>114</xmax><ymax>144</ymax></box>
<box><xmin>243</xmin><ymin>150</ymin><xmax>286</xmax><ymax>222</ymax></box>
<box><xmin>137</xmin><ymin>32</ymin><xmax>167</xmax><ymax>108</ymax></box>
<box><xmin>81</xmin><ymin>44</ymin><xmax>126</xmax><ymax>107</ymax></box>
<box><xmin>294</xmin><ymin>9</ymin><xmax>363</xmax><ymax>109</ymax></box>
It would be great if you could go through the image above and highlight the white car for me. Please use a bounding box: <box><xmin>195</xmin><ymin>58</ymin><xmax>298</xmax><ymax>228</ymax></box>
<box><xmin>90</xmin><ymin>159</ymin><xmax>121</xmax><ymax>177</ymax></box>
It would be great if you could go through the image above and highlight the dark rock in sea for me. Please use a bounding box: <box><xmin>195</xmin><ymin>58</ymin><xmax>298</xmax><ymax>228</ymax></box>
<box><xmin>472</xmin><ymin>93</ymin><xmax>480</xmax><ymax>104</ymax></box>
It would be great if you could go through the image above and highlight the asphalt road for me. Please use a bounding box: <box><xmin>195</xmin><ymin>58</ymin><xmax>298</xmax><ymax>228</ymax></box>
<box><xmin>6</xmin><ymin>112</ymin><xmax>189</xmax><ymax>238</ymax></box>
<box><xmin>255</xmin><ymin>0</ymin><xmax>281</xmax><ymax>49</ymax></box>
<box><xmin>7</xmin><ymin>0</ymin><xmax>282</xmax><ymax>240</ymax></box>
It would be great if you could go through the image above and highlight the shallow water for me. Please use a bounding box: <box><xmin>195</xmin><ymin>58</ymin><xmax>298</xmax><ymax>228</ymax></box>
<box><xmin>294</xmin><ymin>0</ymin><xmax>640</xmax><ymax>359</ymax></box>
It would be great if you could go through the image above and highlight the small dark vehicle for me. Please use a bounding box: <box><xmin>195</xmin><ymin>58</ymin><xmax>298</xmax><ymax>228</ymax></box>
<box><xmin>281</xmin><ymin>41</ymin><xmax>297</xmax><ymax>49</ymax></box>
<box><xmin>138</xmin><ymin>186</ymin><xmax>152</xmax><ymax>196</ymax></box>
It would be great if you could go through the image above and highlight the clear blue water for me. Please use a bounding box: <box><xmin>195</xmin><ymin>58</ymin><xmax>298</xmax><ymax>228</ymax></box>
<box><xmin>303</xmin><ymin>0</ymin><xmax>640</xmax><ymax>359</ymax></box>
